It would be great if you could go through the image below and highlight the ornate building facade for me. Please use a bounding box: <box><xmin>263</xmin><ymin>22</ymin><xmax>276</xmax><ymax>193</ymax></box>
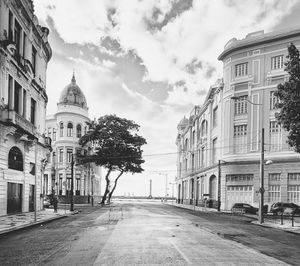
<box><xmin>0</xmin><ymin>0</ymin><xmax>52</xmax><ymax>215</ymax></box>
<box><xmin>44</xmin><ymin>74</ymin><xmax>101</xmax><ymax>204</ymax></box>
<box><xmin>176</xmin><ymin>28</ymin><xmax>300</xmax><ymax>211</ymax></box>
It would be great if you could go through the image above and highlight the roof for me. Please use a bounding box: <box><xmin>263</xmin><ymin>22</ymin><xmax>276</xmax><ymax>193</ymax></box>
<box><xmin>58</xmin><ymin>74</ymin><xmax>88</xmax><ymax>109</ymax></box>
<box><xmin>218</xmin><ymin>27</ymin><xmax>300</xmax><ymax>61</ymax></box>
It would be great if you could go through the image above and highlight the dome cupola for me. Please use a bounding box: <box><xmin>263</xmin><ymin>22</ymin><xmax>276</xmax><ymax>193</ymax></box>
<box><xmin>58</xmin><ymin>74</ymin><xmax>88</xmax><ymax>109</ymax></box>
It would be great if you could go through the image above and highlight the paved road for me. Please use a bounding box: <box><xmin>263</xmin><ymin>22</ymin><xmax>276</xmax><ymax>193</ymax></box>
<box><xmin>0</xmin><ymin>200</ymin><xmax>299</xmax><ymax>265</ymax></box>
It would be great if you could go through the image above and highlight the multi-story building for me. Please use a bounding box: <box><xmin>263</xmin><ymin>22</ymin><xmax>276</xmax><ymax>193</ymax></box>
<box><xmin>0</xmin><ymin>0</ymin><xmax>52</xmax><ymax>215</ymax></box>
<box><xmin>176</xmin><ymin>28</ymin><xmax>300</xmax><ymax>210</ymax></box>
<box><xmin>44</xmin><ymin>74</ymin><xmax>101</xmax><ymax>204</ymax></box>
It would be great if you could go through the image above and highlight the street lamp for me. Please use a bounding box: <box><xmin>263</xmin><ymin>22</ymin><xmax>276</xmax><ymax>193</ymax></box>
<box><xmin>231</xmin><ymin>96</ymin><xmax>265</xmax><ymax>224</ymax></box>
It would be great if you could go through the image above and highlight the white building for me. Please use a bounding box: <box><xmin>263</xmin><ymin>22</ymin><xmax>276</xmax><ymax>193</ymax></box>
<box><xmin>44</xmin><ymin>74</ymin><xmax>101</xmax><ymax>204</ymax></box>
<box><xmin>0</xmin><ymin>0</ymin><xmax>52</xmax><ymax>215</ymax></box>
<box><xmin>176</xmin><ymin>29</ymin><xmax>300</xmax><ymax>211</ymax></box>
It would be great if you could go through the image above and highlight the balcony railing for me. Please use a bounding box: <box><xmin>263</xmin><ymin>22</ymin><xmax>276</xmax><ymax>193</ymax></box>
<box><xmin>2</xmin><ymin>109</ymin><xmax>36</xmax><ymax>136</ymax></box>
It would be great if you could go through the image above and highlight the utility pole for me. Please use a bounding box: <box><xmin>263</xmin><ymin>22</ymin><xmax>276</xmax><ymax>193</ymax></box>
<box><xmin>70</xmin><ymin>154</ymin><xmax>75</xmax><ymax>211</ymax></box>
<box><xmin>34</xmin><ymin>140</ymin><xmax>37</xmax><ymax>222</ymax></box>
<box><xmin>218</xmin><ymin>160</ymin><xmax>221</xmax><ymax>212</ymax></box>
<box><xmin>259</xmin><ymin>128</ymin><xmax>265</xmax><ymax>224</ymax></box>
<box><xmin>149</xmin><ymin>179</ymin><xmax>152</xmax><ymax>198</ymax></box>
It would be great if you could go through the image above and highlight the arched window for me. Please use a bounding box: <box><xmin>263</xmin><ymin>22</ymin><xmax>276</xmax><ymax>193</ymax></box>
<box><xmin>84</xmin><ymin>126</ymin><xmax>88</xmax><ymax>135</ymax></box>
<box><xmin>59</xmin><ymin>122</ymin><xmax>64</xmax><ymax>137</ymax></box>
<box><xmin>76</xmin><ymin>124</ymin><xmax>82</xmax><ymax>138</ymax></box>
<box><xmin>67</xmin><ymin>122</ymin><xmax>73</xmax><ymax>137</ymax></box>
<box><xmin>200</xmin><ymin>120</ymin><xmax>208</xmax><ymax>139</ymax></box>
<box><xmin>8</xmin><ymin>147</ymin><xmax>23</xmax><ymax>171</ymax></box>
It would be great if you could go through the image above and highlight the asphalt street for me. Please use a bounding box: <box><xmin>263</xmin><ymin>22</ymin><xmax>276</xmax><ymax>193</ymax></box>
<box><xmin>0</xmin><ymin>200</ymin><xmax>299</xmax><ymax>265</ymax></box>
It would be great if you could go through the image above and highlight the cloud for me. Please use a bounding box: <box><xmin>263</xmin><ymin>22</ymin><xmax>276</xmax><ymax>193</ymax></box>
<box><xmin>33</xmin><ymin>0</ymin><xmax>299</xmax><ymax>196</ymax></box>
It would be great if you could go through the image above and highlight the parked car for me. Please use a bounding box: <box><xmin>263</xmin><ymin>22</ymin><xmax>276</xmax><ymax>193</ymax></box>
<box><xmin>231</xmin><ymin>203</ymin><xmax>258</xmax><ymax>214</ymax></box>
<box><xmin>43</xmin><ymin>196</ymin><xmax>51</xmax><ymax>208</ymax></box>
<box><xmin>270</xmin><ymin>202</ymin><xmax>300</xmax><ymax>216</ymax></box>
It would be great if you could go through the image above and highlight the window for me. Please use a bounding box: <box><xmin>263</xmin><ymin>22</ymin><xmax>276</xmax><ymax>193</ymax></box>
<box><xmin>52</xmin><ymin>128</ymin><xmax>56</xmax><ymax>141</ymax></box>
<box><xmin>192</xmin><ymin>130</ymin><xmax>195</xmax><ymax>145</ymax></box>
<box><xmin>234</xmin><ymin>96</ymin><xmax>248</xmax><ymax>114</ymax></box>
<box><xmin>235</xmin><ymin>63</ymin><xmax>248</xmax><ymax>77</ymax></box>
<box><xmin>271</xmin><ymin>55</ymin><xmax>283</xmax><ymax>70</ymax></box>
<box><xmin>47</xmin><ymin>128</ymin><xmax>51</xmax><ymax>138</ymax></box>
<box><xmin>212</xmin><ymin>138</ymin><xmax>217</xmax><ymax>164</ymax></box>
<box><xmin>23</xmin><ymin>89</ymin><xmax>26</xmax><ymax>117</ymax></box>
<box><xmin>59</xmin><ymin>148</ymin><xmax>63</xmax><ymax>163</ymax></box>
<box><xmin>269</xmin><ymin>121</ymin><xmax>281</xmax><ymax>151</ymax></box>
<box><xmin>234</xmin><ymin>124</ymin><xmax>247</xmax><ymax>153</ymax></box>
<box><xmin>22</xmin><ymin>32</ymin><xmax>26</xmax><ymax>57</ymax></box>
<box><xmin>270</xmin><ymin>91</ymin><xmax>279</xmax><ymax>110</ymax></box>
<box><xmin>14</xmin><ymin>19</ymin><xmax>22</xmax><ymax>55</ymax></box>
<box><xmin>67</xmin><ymin>149</ymin><xmax>73</xmax><ymax>163</ymax></box>
<box><xmin>8</xmin><ymin>10</ymin><xmax>13</xmax><ymax>41</ymax></box>
<box><xmin>76</xmin><ymin>176</ymin><xmax>81</xmax><ymax>195</ymax></box>
<box><xmin>8</xmin><ymin>147</ymin><xmax>23</xmax><ymax>171</ymax></box>
<box><xmin>76</xmin><ymin>124</ymin><xmax>82</xmax><ymax>138</ymax></box>
<box><xmin>8</xmin><ymin>75</ymin><xmax>13</xmax><ymax>110</ymax></box>
<box><xmin>59</xmin><ymin>122</ymin><xmax>64</xmax><ymax>137</ymax></box>
<box><xmin>288</xmin><ymin>185</ymin><xmax>300</xmax><ymax>204</ymax></box>
<box><xmin>201</xmin><ymin>146</ymin><xmax>206</xmax><ymax>168</ymax></box>
<box><xmin>30</xmin><ymin>98</ymin><xmax>36</xmax><ymax>125</ymax></box>
<box><xmin>200</xmin><ymin>120</ymin><xmax>208</xmax><ymax>144</ymax></box>
<box><xmin>268</xmin><ymin>185</ymin><xmax>281</xmax><ymax>202</ymax></box>
<box><xmin>14</xmin><ymin>81</ymin><xmax>21</xmax><ymax>114</ymax></box>
<box><xmin>226</xmin><ymin>174</ymin><xmax>253</xmax><ymax>182</ymax></box>
<box><xmin>32</xmin><ymin>45</ymin><xmax>37</xmax><ymax>75</ymax></box>
<box><xmin>288</xmin><ymin>173</ymin><xmax>300</xmax><ymax>181</ymax></box>
<box><xmin>269</xmin><ymin>173</ymin><xmax>281</xmax><ymax>181</ymax></box>
<box><xmin>67</xmin><ymin>123</ymin><xmax>73</xmax><ymax>137</ymax></box>
<box><xmin>213</xmin><ymin>107</ymin><xmax>218</xmax><ymax>128</ymax></box>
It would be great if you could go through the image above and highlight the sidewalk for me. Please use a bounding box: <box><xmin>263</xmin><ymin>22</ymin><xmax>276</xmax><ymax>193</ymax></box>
<box><xmin>0</xmin><ymin>208</ymin><xmax>72</xmax><ymax>235</ymax></box>
<box><xmin>166</xmin><ymin>201</ymin><xmax>300</xmax><ymax>234</ymax></box>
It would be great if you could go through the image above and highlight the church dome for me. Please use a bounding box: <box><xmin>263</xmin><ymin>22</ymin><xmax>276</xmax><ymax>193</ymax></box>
<box><xmin>59</xmin><ymin>74</ymin><xmax>88</xmax><ymax>109</ymax></box>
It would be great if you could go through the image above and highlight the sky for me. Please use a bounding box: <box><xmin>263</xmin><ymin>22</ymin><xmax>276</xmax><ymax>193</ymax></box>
<box><xmin>33</xmin><ymin>0</ymin><xmax>300</xmax><ymax>197</ymax></box>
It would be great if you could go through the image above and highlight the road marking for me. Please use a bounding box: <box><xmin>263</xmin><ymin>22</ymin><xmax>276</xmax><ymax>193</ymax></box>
<box><xmin>169</xmin><ymin>239</ymin><xmax>192</xmax><ymax>265</ymax></box>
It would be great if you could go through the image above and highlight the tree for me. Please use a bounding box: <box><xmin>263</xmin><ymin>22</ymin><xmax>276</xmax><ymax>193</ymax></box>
<box><xmin>79</xmin><ymin>114</ymin><xmax>147</xmax><ymax>204</ymax></box>
<box><xmin>275</xmin><ymin>43</ymin><xmax>300</xmax><ymax>153</ymax></box>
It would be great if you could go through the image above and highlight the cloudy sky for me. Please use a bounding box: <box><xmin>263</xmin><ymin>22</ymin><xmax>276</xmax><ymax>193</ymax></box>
<box><xmin>34</xmin><ymin>0</ymin><xmax>300</xmax><ymax>197</ymax></box>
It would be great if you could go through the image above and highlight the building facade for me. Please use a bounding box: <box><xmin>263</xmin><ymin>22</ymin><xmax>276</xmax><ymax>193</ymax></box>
<box><xmin>0</xmin><ymin>0</ymin><xmax>52</xmax><ymax>215</ymax></box>
<box><xmin>44</xmin><ymin>74</ymin><xmax>101</xmax><ymax>204</ymax></box>
<box><xmin>176</xmin><ymin>28</ymin><xmax>300</xmax><ymax>211</ymax></box>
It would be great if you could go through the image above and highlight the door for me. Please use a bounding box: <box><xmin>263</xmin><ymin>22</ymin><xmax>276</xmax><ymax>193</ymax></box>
<box><xmin>29</xmin><ymin>185</ymin><xmax>34</xmax><ymax>212</ymax></box>
<box><xmin>7</xmin><ymin>182</ymin><xmax>22</xmax><ymax>214</ymax></box>
<box><xmin>226</xmin><ymin>185</ymin><xmax>253</xmax><ymax>210</ymax></box>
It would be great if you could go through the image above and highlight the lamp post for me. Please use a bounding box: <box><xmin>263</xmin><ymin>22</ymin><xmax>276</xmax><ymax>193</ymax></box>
<box><xmin>70</xmin><ymin>154</ymin><xmax>75</xmax><ymax>211</ymax></box>
<box><xmin>231</xmin><ymin>96</ymin><xmax>265</xmax><ymax>223</ymax></box>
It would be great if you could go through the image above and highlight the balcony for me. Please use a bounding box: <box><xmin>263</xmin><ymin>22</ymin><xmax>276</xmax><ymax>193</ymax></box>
<box><xmin>2</xmin><ymin>109</ymin><xmax>36</xmax><ymax>136</ymax></box>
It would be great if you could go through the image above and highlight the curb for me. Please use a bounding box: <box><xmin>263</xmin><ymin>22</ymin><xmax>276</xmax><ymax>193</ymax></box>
<box><xmin>251</xmin><ymin>221</ymin><xmax>300</xmax><ymax>235</ymax></box>
<box><xmin>0</xmin><ymin>214</ymin><xmax>69</xmax><ymax>236</ymax></box>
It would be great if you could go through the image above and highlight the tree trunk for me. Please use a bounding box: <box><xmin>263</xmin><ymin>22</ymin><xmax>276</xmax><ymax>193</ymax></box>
<box><xmin>107</xmin><ymin>170</ymin><xmax>124</xmax><ymax>203</ymax></box>
<box><xmin>100</xmin><ymin>168</ymin><xmax>112</xmax><ymax>205</ymax></box>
